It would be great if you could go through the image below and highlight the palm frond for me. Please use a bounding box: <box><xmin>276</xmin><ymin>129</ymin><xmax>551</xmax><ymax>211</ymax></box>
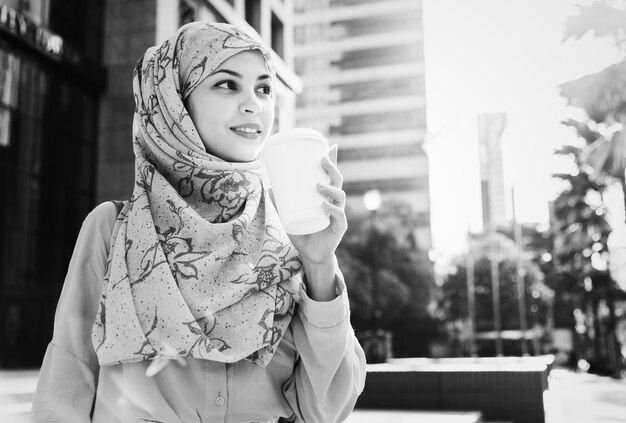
<box><xmin>563</xmin><ymin>3</ymin><xmax>626</xmax><ymax>44</ymax></box>
<box><xmin>554</xmin><ymin>145</ymin><xmax>582</xmax><ymax>157</ymax></box>
<box><xmin>561</xmin><ymin>119</ymin><xmax>602</xmax><ymax>144</ymax></box>
<box><xmin>560</xmin><ymin>60</ymin><xmax>626</xmax><ymax>123</ymax></box>
<box><xmin>581</xmin><ymin>130</ymin><xmax>626</xmax><ymax>180</ymax></box>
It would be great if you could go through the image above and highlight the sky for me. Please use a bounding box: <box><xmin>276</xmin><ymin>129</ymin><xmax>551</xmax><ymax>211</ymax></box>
<box><xmin>421</xmin><ymin>0</ymin><xmax>624</xmax><ymax>259</ymax></box>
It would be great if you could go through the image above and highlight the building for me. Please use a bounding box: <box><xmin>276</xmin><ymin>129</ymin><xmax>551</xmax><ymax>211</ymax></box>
<box><xmin>477</xmin><ymin>112</ymin><xmax>508</xmax><ymax>230</ymax></box>
<box><xmin>0</xmin><ymin>0</ymin><xmax>106</xmax><ymax>368</ymax></box>
<box><xmin>292</xmin><ymin>0</ymin><xmax>431</xmax><ymax>249</ymax></box>
<box><xmin>0</xmin><ymin>0</ymin><xmax>299</xmax><ymax>368</ymax></box>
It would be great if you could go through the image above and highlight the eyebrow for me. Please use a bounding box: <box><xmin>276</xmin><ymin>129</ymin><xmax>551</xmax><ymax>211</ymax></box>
<box><xmin>210</xmin><ymin>69</ymin><xmax>272</xmax><ymax>81</ymax></box>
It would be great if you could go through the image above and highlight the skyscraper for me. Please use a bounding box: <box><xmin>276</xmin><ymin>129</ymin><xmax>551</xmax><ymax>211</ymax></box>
<box><xmin>293</xmin><ymin>0</ymin><xmax>431</xmax><ymax>249</ymax></box>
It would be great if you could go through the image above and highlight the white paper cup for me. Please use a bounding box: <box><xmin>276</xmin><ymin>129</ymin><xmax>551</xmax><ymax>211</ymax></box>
<box><xmin>260</xmin><ymin>128</ymin><xmax>330</xmax><ymax>235</ymax></box>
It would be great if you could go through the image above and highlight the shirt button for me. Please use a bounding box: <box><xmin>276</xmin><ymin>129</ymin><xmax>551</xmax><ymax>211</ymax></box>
<box><xmin>215</xmin><ymin>395</ymin><xmax>226</xmax><ymax>407</ymax></box>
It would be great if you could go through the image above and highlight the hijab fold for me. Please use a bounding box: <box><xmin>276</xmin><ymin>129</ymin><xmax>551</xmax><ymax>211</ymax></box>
<box><xmin>92</xmin><ymin>22</ymin><xmax>301</xmax><ymax>367</ymax></box>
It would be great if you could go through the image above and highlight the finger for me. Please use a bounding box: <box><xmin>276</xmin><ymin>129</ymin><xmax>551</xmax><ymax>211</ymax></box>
<box><xmin>321</xmin><ymin>155</ymin><xmax>343</xmax><ymax>188</ymax></box>
<box><xmin>317</xmin><ymin>183</ymin><xmax>346</xmax><ymax>207</ymax></box>
<box><xmin>323</xmin><ymin>200</ymin><xmax>348</xmax><ymax>230</ymax></box>
<box><xmin>329</xmin><ymin>144</ymin><xmax>338</xmax><ymax>166</ymax></box>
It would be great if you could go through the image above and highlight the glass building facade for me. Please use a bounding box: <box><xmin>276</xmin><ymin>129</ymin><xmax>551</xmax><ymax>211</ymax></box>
<box><xmin>0</xmin><ymin>0</ymin><xmax>104</xmax><ymax>367</ymax></box>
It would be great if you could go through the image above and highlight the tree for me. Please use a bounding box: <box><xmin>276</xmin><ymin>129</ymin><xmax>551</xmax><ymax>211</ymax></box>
<box><xmin>552</xmin><ymin>129</ymin><xmax>622</xmax><ymax>375</ymax></box>
<box><xmin>437</xmin><ymin>233</ymin><xmax>552</xmax><ymax>356</ymax></box>
<box><xmin>561</xmin><ymin>1</ymin><xmax>626</xmax><ymax>221</ymax></box>
<box><xmin>337</xmin><ymin>199</ymin><xmax>436</xmax><ymax>357</ymax></box>
<box><xmin>555</xmin><ymin>0</ymin><xmax>626</xmax><ymax>376</ymax></box>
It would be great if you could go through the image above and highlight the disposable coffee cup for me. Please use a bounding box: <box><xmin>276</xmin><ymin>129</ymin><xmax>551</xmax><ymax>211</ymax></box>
<box><xmin>260</xmin><ymin>128</ymin><xmax>331</xmax><ymax>235</ymax></box>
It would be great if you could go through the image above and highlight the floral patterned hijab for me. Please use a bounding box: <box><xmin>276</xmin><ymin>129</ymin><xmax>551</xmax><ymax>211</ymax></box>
<box><xmin>92</xmin><ymin>22</ymin><xmax>301</xmax><ymax>367</ymax></box>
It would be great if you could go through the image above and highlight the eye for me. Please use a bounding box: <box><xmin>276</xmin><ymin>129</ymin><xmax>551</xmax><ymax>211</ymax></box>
<box><xmin>215</xmin><ymin>80</ymin><xmax>238</xmax><ymax>90</ymax></box>
<box><xmin>256</xmin><ymin>84</ymin><xmax>272</xmax><ymax>96</ymax></box>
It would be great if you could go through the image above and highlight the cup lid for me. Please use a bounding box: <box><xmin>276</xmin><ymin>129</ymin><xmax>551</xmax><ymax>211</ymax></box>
<box><xmin>263</xmin><ymin>128</ymin><xmax>327</xmax><ymax>151</ymax></box>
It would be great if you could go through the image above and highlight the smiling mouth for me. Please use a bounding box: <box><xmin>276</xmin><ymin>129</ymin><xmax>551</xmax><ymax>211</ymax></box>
<box><xmin>230</xmin><ymin>126</ymin><xmax>261</xmax><ymax>139</ymax></box>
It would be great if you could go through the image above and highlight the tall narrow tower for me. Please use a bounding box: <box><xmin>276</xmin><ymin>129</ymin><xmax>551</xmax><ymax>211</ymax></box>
<box><xmin>477</xmin><ymin>112</ymin><xmax>508</xmax><ymax>230</ymax></box>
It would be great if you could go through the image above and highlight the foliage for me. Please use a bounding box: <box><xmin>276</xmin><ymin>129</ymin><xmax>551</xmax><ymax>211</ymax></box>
<box><xmin>560</xmin><ymin>119</ymin><xmax>601</xmax><ymax>146</ymax></box>
<box><xmin>559</xmin><ymin>3</ymin><xmax>626</xmax><ymax>242</ymax></box>
<box><xmin>437</xmin><ymin>233</ymin><xmax>552</xmax><ymax>332</ymax></box>
<box><xmin>551</xmin><ymin>114</ymin><xmax>624</xmax><ymax>372</ymax></box>
<box><xmin>556</xmin><ymin>0</ymin><xmax>626</xmax><ymax>287</ymax></box>
<box><xmin>555</xmin><ymin>3</ymin><xmax>626</xmax><ymax>373</ymax></box>
<box><xmin>560</xmin><ymin>1</ymin><xmax>626</xmax><ymax>222</ymax></box>
<box><xmin>563</xmin><ymin>2</ymin><xmax>626</xmax><ymax>54</ymax></box>
<box><xmin>583</xmin><ymin>130</ymin><xmax>626</xmax><ymax>181</ymax></box>
<box><xmin>337</xmin><ymin>200</ymin><xmax>434</xmax><ymax>333</ymax></box>
<box><xmin>562</xmin><ymin>2</ymin><xmax>626</xmax><ymax>123</ymax></box>
<box><xmin>551</xmin><ymin>168</ymin><xmax>611</xmax><ymax>280</ymax></box>
<box><xmin>560</xmin><ymin>61</ymin><xmax>626</xmax><ymax>123</ymax></box>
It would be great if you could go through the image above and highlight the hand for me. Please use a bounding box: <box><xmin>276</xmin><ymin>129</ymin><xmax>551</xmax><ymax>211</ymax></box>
<box><xmin>282</xmin><ymin>144</ymin><xmax>347</xmax><ymax>301</ymax></box>
<box><xmin>286</xmin><ymin>144</ymin><xmax>347</xmax><ymax>265</ymax></box>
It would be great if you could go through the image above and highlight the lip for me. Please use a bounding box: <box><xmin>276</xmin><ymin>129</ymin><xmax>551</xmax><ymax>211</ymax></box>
<box><xmin>230</xmin><ymin>123</ymin><xmax>262</xmax><ymax>140</ymax></box>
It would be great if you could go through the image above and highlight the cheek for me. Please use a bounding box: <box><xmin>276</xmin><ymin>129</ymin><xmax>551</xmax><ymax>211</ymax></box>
<box><xmin>191</xmin><ymin>109</ymin><xmax>225</xmax><ymax>150</ymax></box>
<box><xmin>194</xmin><ymin>105</ymin><xmax>222</xmax><ymax>133</ymax></box>
<box><xmin>187</xmin><ymin>93</ymin><xmax>220</xmax><ymax>123</ymax></box>
<box><xmin>264</xmin><ymin>102</ymin><xmax>275</xmax><ymax>124</ymax></box>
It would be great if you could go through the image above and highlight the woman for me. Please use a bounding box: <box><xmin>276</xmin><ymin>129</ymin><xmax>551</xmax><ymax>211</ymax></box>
<box><xmin>31</xmin><ymin>21</ymin><xmax>366</xmax><ymax>423</ymax></box>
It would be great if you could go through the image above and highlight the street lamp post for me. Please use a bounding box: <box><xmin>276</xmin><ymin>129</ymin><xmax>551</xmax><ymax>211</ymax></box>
<box><xmin>363</xmin><ymin>189</ymin><xmax>392</xmax><ymax>363</ymax></box>
<box><xmin>512</xmin><ymin>187</ymin><xmax>529</xmax><ymax>356</ymax></box>
<box><xmin>490</xmin><ymin>243</ymin><xmax>503</xmax><ymax>356</ymax></box>
<box><xmin>364</xmin><ymin>189</ymin><xmax>382</xmax><ymax>329</ymax></box>
<box><xmin>466</xmin><ymin>225</ymin><xmax>477</xmax><ymax>357</ymax></box>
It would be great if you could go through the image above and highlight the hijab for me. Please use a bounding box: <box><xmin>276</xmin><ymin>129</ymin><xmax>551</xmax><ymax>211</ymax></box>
<box><xmin>92</xmin><ymin>22</ymin><xmax>301</xmax><ymax>367</ymax></box>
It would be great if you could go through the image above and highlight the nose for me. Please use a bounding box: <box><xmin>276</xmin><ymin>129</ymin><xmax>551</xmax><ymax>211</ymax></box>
<box><xmin>239</xmin><ymin>92</ymin><xmax>261</xmax><ymax>115</ymax></box>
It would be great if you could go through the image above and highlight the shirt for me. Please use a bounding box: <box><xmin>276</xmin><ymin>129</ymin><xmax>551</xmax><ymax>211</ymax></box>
<box><xmin>31</xmin><ymin>202</ymin><xmax>366</xmax><ymax>423</ymax></box>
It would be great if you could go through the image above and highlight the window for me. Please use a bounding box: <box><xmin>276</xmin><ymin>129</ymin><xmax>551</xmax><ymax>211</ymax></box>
<box><xmin>245</xmin><ymin>0</ymin><xmax>261</xmax><ymax>33</ymax></box>
<box><xmin>179</xmin><ymin>0</ymin><xmax>197</xmax><ymax>26</ymax></box>
<box><xmin>333</xmin><ymin>45</ymin><xmax>423</xmax><ymax>70</ymax></box>
<box><xmin>0</xmin><ymin>108</ymin><xmax>11</xmax><ymax>148</ymax></box>
<box><xmin>330</xmin><ymin>110</ymin><xmax>426</xmax><ymax>135</ymax></box>
<box><xmin>0</xmin><ymin>51</ymin><xmax>20</xmax><ymax>108</ymax></box>
<box><xmin>47</xmin><ymin>0</ymin><xmax>104</xmax><ymax>64</ymax></box>
<box><xmin>2</xmin><ymin>0</ymin><xmax>49</xmax><ymax>25</ymax></box>
<box><xmin>0</xmin><ymin>51</ymin><xmax>20</xmax><ymax>148</ymax></box>
<box><xmin>332</xmin><ymin>10</ymin><xmax>421</xmax><ymax>38</ymax></box>
<box><xmin>271</xmin><ymin>12</ymin><xmax>284</xmax><ymax>58</ymax></box>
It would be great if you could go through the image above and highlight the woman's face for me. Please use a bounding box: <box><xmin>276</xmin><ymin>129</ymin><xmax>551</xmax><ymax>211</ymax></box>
<box><xmin>186</xmin><ymin>50</ymin><xmax>275</xmax><ymax>162</ymax></box>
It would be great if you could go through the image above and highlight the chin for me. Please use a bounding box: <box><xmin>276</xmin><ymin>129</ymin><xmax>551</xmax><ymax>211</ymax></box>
<box><xmin>227</xmin><ymin>151</ymin><xmax>259</xmax><ymax>163</ymax></box>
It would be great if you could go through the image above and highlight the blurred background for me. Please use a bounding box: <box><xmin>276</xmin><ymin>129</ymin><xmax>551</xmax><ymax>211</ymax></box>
<box><xmin>1</xmin><ymin>0</ymin><xmax>626</xmax><ymax>391</ymax></box>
